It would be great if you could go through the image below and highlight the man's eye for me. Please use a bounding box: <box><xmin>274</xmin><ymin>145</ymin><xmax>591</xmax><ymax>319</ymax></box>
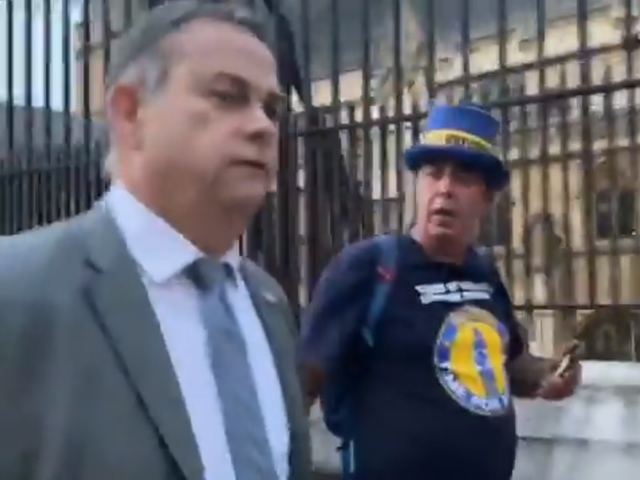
<box><xmin>209</xmin><ymin>89</ymin><xmax>243</xmax><ymax>104</ymax></box>
<box><xmin>263</xmin><ymin>102</ymin><xmax>282</xmax><ymax>122</ymax></box>
<box><xmin>422</xmin><ymin>166</ymin><xmax>440</xmax><ymax>178</ymax></box>
<box><xmin>456</xmin><ymin>169</ymin><xmax>482</xmax><ymax>184</ymax></box>
<box><xmin>455</xmin><ymin>170</ymin><xmax>472</xmax><ymax>180</ymax></box>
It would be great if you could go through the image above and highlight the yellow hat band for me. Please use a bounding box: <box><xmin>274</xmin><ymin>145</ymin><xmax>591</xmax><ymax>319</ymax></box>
<box><xmin>420</xmin><ymin>129</ymin><xmax>495</xmax><ymax>155</ymax></box>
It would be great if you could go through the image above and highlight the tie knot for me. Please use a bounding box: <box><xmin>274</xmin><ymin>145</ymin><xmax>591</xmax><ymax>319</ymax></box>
<box><xmin>185</xmin><ymin>258</ymin><xmax>235</xmax><ymax>291</ymax></box>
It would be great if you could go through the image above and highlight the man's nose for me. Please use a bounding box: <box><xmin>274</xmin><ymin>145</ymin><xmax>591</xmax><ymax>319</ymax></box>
<box><xmin>245</xmin><ymin>106</ymin><xmax>277</xmax><ymax>141</ymax></box>
<box><xmin>436</xmin><ymin>172</ymin><xmax>454</xmax><ymax>194</ymax></box>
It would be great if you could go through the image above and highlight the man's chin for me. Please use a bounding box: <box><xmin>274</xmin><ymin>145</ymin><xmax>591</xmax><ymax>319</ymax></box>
<box><xmin>428</xmin><ymin>225</ymin><xmax>458</xmax><ymax>239</ymax></box>
<box><xmin>220</xmin><ymin>186</ymin><xmax>269</xmax><ymax>214</ymax></box>
<box><xmin>423</xmin><ymin>226</ymin><xmax>469</xmax><ymax>260</ymax></box>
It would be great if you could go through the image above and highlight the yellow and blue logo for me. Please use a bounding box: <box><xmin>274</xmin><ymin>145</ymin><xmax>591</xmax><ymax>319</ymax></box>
<box><xmin>434</xmin><ymin>306</ymin><xmax>511</xmax><ymax>416</ymax></box>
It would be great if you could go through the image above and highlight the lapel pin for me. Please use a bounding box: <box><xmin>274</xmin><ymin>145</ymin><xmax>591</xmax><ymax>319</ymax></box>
<box><xmin>262</xmin><ymin>292</ymin><xmax>278</xmax><ymax>304</ymax></box>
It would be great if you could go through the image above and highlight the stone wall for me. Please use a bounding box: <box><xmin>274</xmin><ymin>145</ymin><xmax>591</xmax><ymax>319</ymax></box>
<box><xmin>310</xmin><ymin>361</ymin><xmax>640</xmax><ymax>480</ymax></box>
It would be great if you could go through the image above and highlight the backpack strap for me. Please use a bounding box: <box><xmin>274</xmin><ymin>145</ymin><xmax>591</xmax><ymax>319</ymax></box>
<box><xmin>362</xmin><ymin>235</ymin><xmax>398</xmax><ymax>346</ymax></box>
<box><xmin>475</xmin><ymin>245</ymin><xmax>501</xmax><ymax>283</ymax></box>
<box><xmin>336</xmin><ymin>235</ymin><xmax>398</xmax><ymax>479</ymax></box>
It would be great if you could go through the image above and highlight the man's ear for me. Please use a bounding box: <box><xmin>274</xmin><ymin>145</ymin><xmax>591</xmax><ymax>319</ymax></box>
<box><xmin>477</xmin><ymin>188</ymin><xmax>495</xmax><ymax>218</ymax></box>
<box><xmin>484</xmin><ymin>188</ymin><xmax>496</xmax><ymax>205</ymax></box>
<box><xmin>107</xmin><ymin>82</ymin><xmax>143</xmax><ymax>152</ymax></box>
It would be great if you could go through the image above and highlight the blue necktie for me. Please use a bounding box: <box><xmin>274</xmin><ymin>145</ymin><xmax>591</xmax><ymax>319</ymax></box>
<box><xmin>186</xmin><ymin>259</ymin><xmax>278</xmax><ymax>480</ymax></box>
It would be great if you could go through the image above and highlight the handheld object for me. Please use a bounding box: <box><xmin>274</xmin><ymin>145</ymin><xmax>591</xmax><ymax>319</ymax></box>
<box><xmin>554</xmin><ymin>340</ymin><xmax>581</xmax><ymax>377</ymax></box>
<box><xmin>553</xmin><ymin>313</ymin><xmax>593</xmax><ymax>377</ymax></box>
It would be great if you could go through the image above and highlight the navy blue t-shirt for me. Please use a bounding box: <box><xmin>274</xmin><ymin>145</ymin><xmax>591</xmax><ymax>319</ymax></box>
<box><xmin>299</xmin><ymin>235</ymin><xmax>525</xmax><ymax>480</ymax></box>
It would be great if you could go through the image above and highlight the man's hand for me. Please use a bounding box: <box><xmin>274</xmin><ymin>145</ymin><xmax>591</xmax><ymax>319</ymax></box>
<box><xmin>508</xmin><ymin>351</ymin><xmax>581</xmax><ymax>400</ymax></box>
<box><xmin>536</xmin><ymin>361</ymin><xmax>581</xmax><ymax>401</ymax></box>
<box><xmin>299</xmin><ymin>363</ymin><xmax>324</xmax><ymax>416</ymax></box>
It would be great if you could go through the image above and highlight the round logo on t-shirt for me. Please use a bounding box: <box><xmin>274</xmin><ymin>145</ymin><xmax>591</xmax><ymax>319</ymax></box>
<box><xmin>434</xmin><ymin>306</ymin><xmax>511</xmax><ymax>416</ymax></box>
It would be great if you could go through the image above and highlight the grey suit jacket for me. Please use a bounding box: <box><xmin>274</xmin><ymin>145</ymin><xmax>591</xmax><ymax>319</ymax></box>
<box><xmin>0</xmin><ymin>205</ymin><xmax>311</xmax><ymax>480</ymax></box>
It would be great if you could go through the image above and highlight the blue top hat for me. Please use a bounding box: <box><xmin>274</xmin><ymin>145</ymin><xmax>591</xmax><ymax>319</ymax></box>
<box><xmin>404</xmin><ymin>102</ymin><xmax>509</xmax><ymax>191</ymax></box>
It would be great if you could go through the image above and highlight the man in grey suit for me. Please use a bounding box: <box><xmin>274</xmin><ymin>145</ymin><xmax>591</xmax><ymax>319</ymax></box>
<box><xmin>0</xmin><ymin>2</ymin><xmax>310</xmax><ymax>480</ymax></box>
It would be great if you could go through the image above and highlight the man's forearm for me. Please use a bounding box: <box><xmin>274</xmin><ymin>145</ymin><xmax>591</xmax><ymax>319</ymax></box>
<box><xmin>507</xmin><ymin>352</ymin><xmax>556</xmax><ymax>398</ymax></box>
<box><xmin>299</xmin><ymin>363</ymin><xmax>324</xmax><ymax>415</ymax></box>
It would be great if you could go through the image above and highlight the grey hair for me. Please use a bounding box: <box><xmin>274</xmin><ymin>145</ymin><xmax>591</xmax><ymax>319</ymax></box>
<box><xmin>104</xmin><ymin>49</ymin><xmax>167</xmax><ymax>178</ymax></box>
<box><xmin>103</xmin><ymin>1</ymin><xmax>269</xmax><ymax>178</ymax></box>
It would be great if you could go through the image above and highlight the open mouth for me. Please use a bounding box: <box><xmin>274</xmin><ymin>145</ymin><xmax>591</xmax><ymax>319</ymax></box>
<box><xmin>431</xmin><ymin>206</ymin><xmax>457</xmax><ymax>220</ymax></box>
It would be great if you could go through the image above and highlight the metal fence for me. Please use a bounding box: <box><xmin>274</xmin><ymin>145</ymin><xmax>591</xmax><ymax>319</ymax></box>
<box><xmin>1</xmin><ymin>0</ymin><xmax>640</xmax><ymax>360</ymax></box>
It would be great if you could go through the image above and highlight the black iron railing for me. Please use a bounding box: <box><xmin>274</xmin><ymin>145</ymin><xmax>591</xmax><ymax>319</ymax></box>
<box><xmin>2</xmin><ymin>0</ymin><xmax>640</xmax><ymax>360</ymax></box>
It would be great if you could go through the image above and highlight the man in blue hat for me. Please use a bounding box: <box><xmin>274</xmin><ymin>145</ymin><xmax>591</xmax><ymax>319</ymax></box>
<box><xmin>298</xmin><ymin>103</ymin><xmax>581</xmax><ymax>480</ymax></box>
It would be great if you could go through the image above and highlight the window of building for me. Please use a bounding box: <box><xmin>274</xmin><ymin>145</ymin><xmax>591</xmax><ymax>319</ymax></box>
<box><xmin>474</xmin><ymin>78</ymin><xmax>499</xmax><ymax>103</ymax></box>
<box><xmin>595</xmin><ymin>188</ymin><xmax>637</xmax><ymax>239</ymax></box>
<box><xmin>472</xmin><ymin>74</ymin><xmax>524</xmax><ymax>105</ymax></box>
<box><xmin>522</xmin><ymin>212</ymin><xmax>564</xmax><ymax>273</ymax></box>
<box><xmin>478</xmin><ymin>194</ymin><xmax>512</xmax><ymax>247</ymax></box>
<box><xmin>546</xmin><ymin>94</ymin><xmax>571</xmax><ymax>126</ymax></box>
<box><xmin>508</xmin><ymin>72</ymin><xmax>526</xmax><ymax>97</ymax></box>
<box><xmin>581</xmin><ymin>310</ymin><xmax>640</xmax><ymax>362</ymax></box>
<box><xmin>590</xmin><ymin>154</ymin><xmax>637</xmax><ymax>240</ymax></box>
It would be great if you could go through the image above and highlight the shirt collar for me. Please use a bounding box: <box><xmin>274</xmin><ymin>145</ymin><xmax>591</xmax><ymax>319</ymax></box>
<box><xmin>105</xmin><ymin>183</ymin><xmax>241</xmax><ymax>283</ymax></box>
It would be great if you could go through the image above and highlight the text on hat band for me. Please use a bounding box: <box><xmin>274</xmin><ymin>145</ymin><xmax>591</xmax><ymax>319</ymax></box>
<box><xmin>421</xmin><ymin>129</ymin><xmax>495</xmax><ymax>154</ymax></box>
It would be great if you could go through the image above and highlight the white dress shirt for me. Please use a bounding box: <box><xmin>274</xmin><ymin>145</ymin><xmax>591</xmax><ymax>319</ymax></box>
<box><xmin>105</xmin><ymin>185</ymin><xmax>289</xmax><ymax>480</ymax></box>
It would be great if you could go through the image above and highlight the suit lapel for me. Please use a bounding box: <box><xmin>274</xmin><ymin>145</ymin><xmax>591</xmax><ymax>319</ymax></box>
<box><xmin>240</xmin><ymin>263</ymin><xmax>307</xmax><ymax>475</ymax></box>
<box><xmin>241</xmin><ymin>263</ymin><xmax>297</xmax><ymax>401</ymax></box>
<box><xmin>79</xmin><ymin>205</ymin><xmax>203</xmax><ymax>480</ymax></box>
